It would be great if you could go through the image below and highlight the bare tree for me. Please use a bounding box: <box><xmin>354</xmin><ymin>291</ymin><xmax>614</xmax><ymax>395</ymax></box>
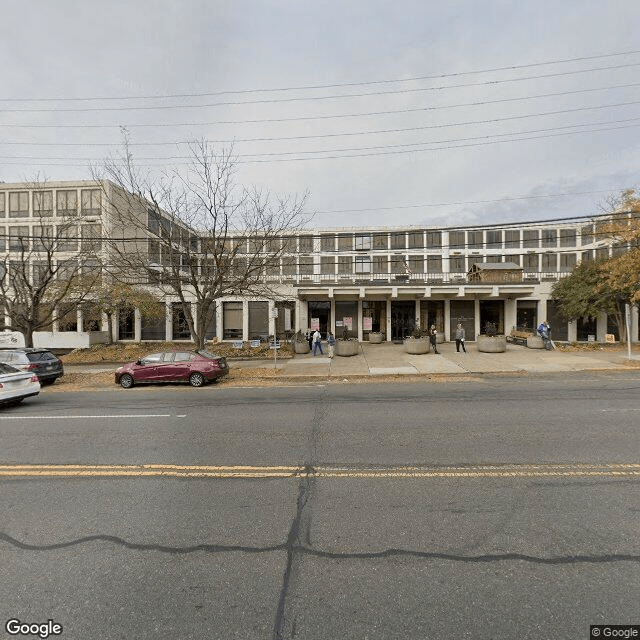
<box><xmin>0</xmin><ymin>183</ymin><xmax>102</xmax><ymax>347</ymax></box>
<box><xmin>95</xmin><ymin>140</ymin><xmax>309</xmax><ymax>350</ymax></box>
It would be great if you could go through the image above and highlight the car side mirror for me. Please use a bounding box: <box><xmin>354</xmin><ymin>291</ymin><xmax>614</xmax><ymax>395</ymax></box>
<box><xmin>136</xmin><ymin>359</ymin><xmax>143</xmax><ymax>365</ymax></box>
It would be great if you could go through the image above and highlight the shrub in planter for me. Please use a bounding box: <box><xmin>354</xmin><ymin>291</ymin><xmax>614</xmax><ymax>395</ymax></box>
<box><xmin>293</xmin><ymin>330</ymin><xmax>311</xmax><ymax>354</ymax></box>
<box><xmin>404</xmin><ymin>326</ymin><xmax>430</xmax><ymax>354</ymax></box>
<box><xmin>368</xmin><ymin>332</ymin><xmax>384</xmax><ymax>344</ymax></box>
<box><xmin>335</xmin><ymin>327</ymin><xmax>360</xmax><ymax>356</ymax></box>
<box><xmin>477</xmin><ymin>324</ymin><xmax>506</xmax><ymax>352</ymax></box>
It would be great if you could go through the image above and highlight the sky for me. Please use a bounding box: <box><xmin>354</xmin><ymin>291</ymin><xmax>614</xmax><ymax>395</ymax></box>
<box><xmin>1</xmin><ymin>0</ymin><xmax>639</xmax><ymax>230</ymax></box>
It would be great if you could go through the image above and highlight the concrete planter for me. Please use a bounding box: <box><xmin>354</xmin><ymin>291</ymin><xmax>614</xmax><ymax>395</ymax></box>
<box><xmin>294</xmin><ymin>341</ymin><xmax>311</xmax><ymax>354</ymax></box>
<box><xmin>477</xmin><ymin>335</ymin><xmax>507</xmax><ymax>353</ymax></box>
<box><xmin>368</xmin><ymin>332</ymin><xmax>384</xmax><ymax>344</ymax></box>
<box><xmin>335</xmin><ymin>340</ymin><xmax>360</xmax><ymax>357</ymax></box>
<box><xmin>526</xmin><ymin>335</ymin><xmax>545</xmax><ymax>349</ymax></box>
<box><xmin>404</xmin><ymin>338</ymin><xmax>430</xmax><ymax>354</ymax></box>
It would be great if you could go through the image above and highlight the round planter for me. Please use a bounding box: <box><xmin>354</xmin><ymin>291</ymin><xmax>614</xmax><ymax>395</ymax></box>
<box><xmin>477</xmin><ymin>335</ymin><xmax>507</xmax><ymax>353</ymax></box>
<box><xmin>368</xmin><ymin>332</ymin><xmax>384</xmax><ymax>344</ymax></box>
<box><xmin>404</xmin><ymin>338</ymin><xmax>430</xmax><ymax>354</ymax></box>
<box><xmin>335</xmin><ymin>340</ymin><xmax>360</xmax><ymax>357</ymax></box>
<box><xmin>294</xmin><ymin>341</ymin><xmax>311</xmax><ymax>354</ymax></box>
<box><xmin>526</xmin><ymin>335</ymin><xmax>544</xmax><ymax>349</ymax></box>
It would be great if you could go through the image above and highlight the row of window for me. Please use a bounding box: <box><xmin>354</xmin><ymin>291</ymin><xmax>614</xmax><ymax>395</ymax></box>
<box><xmin>0</xmin><ymin>224</ymin><xmax>102</xmax><ymax>252</ymax></box>
<box><xmin>0</xmin><ymin>189</ymin><xmax>101</xmax><ymax>218</ymax></box>
<box><xmin>273</xmin><ymin>226</ymin><xmax>602</xmax><ymax>253</ymax></box>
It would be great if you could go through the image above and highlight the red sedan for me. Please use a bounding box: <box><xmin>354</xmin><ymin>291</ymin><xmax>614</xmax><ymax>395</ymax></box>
<box><xmin>115</xmin><ymin>350</ymin><xmax>229</xmax><ymax>389</ymax></box>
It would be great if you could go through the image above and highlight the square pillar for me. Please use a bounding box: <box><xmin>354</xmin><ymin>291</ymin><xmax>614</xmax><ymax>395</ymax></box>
<box><xmin>165</xmin><ymin>302</ymin><xmax>172</xmax><ymax>341</ymax></box>
<box><xmin>386</xmin><ymin>299</ymin><xmax>392</xmax><ymax>341</ymax></box>
<box><xmin>134</xmin><ymin>308</ymin><xmax>141</xmax><ymax>342</ymax></box>
<box><xmin>242</xmin><ymin>300</ymin><xmax>249</xmax><ymax>341</ymax></box>
<box><xmin>474</xmin><ymin>298</ymin><xmax>481</xmax><ymax>338</ymax></box>
<box><xmin>444</xmin><ymin>300</ymin><xmax>451</xmax><ymax>341</ymax></box>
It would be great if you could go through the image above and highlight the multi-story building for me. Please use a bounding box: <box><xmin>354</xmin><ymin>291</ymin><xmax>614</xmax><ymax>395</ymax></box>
<box><xmin>1</xmin><ymin>179</ymin><xmax>638</xmax><ymax>346</ymax></box>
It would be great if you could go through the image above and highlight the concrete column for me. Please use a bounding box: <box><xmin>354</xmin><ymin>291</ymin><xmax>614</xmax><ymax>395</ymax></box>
<box><xmin>330</xmin><ymin>299</ymin><xmax>336</xmax><ymax>335</ymax></box>
<box><xmin>296</xmin><ymin>299</ymin><xmax>308</xmax><ymax>333</ymax></box>
<box><xmin>134</xmin><ymin>308</ymin><xmax>141</xmax><ymax>342</ymax></box>
<box><xmin>474</xmin><ymin>298</ymin><xmax>481</xmax><ymax>337</ymax></box>
<box><xmin>77</xmin><ymin>308</ymin><xmax>83</xmax><ymax>334</ymax></box>
<box><xmin>357</xmin><ymin>300</ymin><xmax>363</xmax><ymax>341</ymax></box>
<box><xmin>631</xmin><ymin>305</ymin><xmax>639</xmax><ymax>343</ymax></box>
<box><xmin>568</xmin><ymin>319</ymin><xmax>577</xmax><ymax>342</ymax></box>
<box><xmin>444</xmin><ymin>299</ymin><xmax>451</xmax><ymax>341</ymax></box>
<box><xmin>268</xmin><ymin>300</ymin><xmax>276</xmax><ymax>338</ymax></box>
<box><xmin>414</xmin><ymin>299</ymin><xmax>420</xmax><ymax>331</ymax></box>
<box><xmin>597</xmin><ymin>310</ymin><xmax>607</xmax><ymax>342</ymax></box>
<box><xmin>242</xmin><ymin>300</ymin><xmax>249</xmax><ymax>341</ymax></box>
<box><xmin>165</xmin><ymin>302</ymin><xmax>172</xmax><ymax>341</ymax></box>
<box><xmin>216</xmin><ymin>302</ymin><xmax>224</xmax><ymax>341</ymax></box>
<box><xmin>504</xmin><ymin>299</ymin><xmax>517</xmax><ymax>334</ymax></box>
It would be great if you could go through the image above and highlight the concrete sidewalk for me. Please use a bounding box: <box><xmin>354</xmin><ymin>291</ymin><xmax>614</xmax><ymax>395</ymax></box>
<box><xmin>63</xmin><ymin>342</ymin><xmax>640</xmax><ymax>378</ymax></box>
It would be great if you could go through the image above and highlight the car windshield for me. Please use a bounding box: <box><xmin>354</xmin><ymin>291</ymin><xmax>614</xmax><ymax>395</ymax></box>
<box><xmin>26</xmin><ymin>351</ymin><xmax>55</xmax><ymax>362</ymax></box>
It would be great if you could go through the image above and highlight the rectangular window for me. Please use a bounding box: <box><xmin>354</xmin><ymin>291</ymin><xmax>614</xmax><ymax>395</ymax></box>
<box><xmin>0</xmin><ymin>226</ymin><xmax>5</xmax><ymax>251</ymax></box>
<box><xmin>299</xmin><ymin>235</ymin><xmax>314</xmax><ymax>252</ymax></box>
<box><xmin>485</xmin><ymin>254</ymin><xmax>502</xmax><ymax>263</ymax></box>
<box><xmin>450</xmin><ymin>255</ymin><xmax>465</xmax><ymax>272</ymax></box>
<box><xmin>80</xmin><ymin>189</ymin><xmax>101</xmax><ymax>215</ymax></box>
<box><xmin>559</xmin><ymin>228</ymin><xmax>576</xmax><ymax>247</ymax></box>
<box><xmin>373</xmin><ymin>233</ymin><xmax>388</xmax><ymax>250</ymax></box>
<box><xmin>9</xmin><ymin>192</ymin><xmax>29</xmax><ymax>218</ymax></box>
<box><xmin>408</xmin><ymin>232</ymin><xmax>424</xmax><ymax>249</ymax></box>
<box><xmin>0</xmin><ymin>192</ymin><xmax>5</xmax><ymax>217</ymax></box>
<box><xmin>426</xmin><ymin>231</ymin><xmax>441</xmax><ymax>248</ymax></box>
<box><xmin>148</xmin><ymin>209</ymin><xmax>160</xmax><ymax>235</ymax></box>
<box><xmin>560</xmin><ymin>253</ymin><xmax>577</xmax><ymax>272</ymax></box>
<box><xmin>33</xmin><ymin>191</ymin><xmax>53</xmax><ymax>217</ymax></box>
<box><xmin>141</xmin><ymin>307</ymin><xmax>166</xmax><ymax>340</ymax></box>
<box><xmin>523</xmin><ymin>230</ymin><xmax>539</xmax><ymax>248</ymax></box>
<box><xmin>9</xmin><ymin>226</ymin><xmax>29</xmax><ymax>251</ymax></box>
<box><xmin>581</xmin><ymin>224</ymin><xmax>594</xmax><ymax>245</ymax></box>
<box><xmin>148</xmin><ymin>239</ymin><xmax>160</xmax><ymax>264</ymax></box>
<box><xmin>57</xmin><ymin>225</ymin><xmax>78</xmax><ymax>251</ymax></box>
<box><xmin>355</xmin><ymin>234</ymin><xmax>372</xmax><ymax>250</ymax></box>
<box><xmin>338</xmin><ymin>234</ymin><xmax>352</xmax><ymax>251</ymax></box>
<box><xmin>408</xmin><ymin>256</ymin><xmax>423</xmax><ymax>274</ymax></box>
<box><xmin>449</xmin><ymin>231</ymin><xmax>465</xmax><ymax>249</ymax></box>
<box><xmin>373</xmin><ymin>255</ymin><xmax>386</xmax><ymax>274</ymax></box>
<box><xmin>427</xmin><ymin>255</ymin><xmax>442</xmax><ymax>273</ymax></box>
<box><xmin>223</xmin><ymin>302</ymin><xmax>243</xmax><ymax>340</ymax></box>
<box><xmin>468</xmin><ymin>231</ymin><xmax>483</xmax><ymax>249</ymax></box>
<box><xmin>234</xmin><ymin>238</ymin><xmax>247</xmax><ymax>254</ymax></box>
<box><xmin>320</xmin><ymin>235</ymin><xmax>335</xmax><ymax>251</ymax></box>
<box><xmin>282</xmin><ymin>257</ymin><xmax>296</xmax><ymax>276</ymax></box>
<box><xmin>172</xmin><ymin>302</ymin><xmax>191</xmax><ymax>340</ymax></box>
<box><xmin>504</xmin><ymin>254</ymin><xmax>521</xmax><ymax>266</ymax></box>
<box><xmin>541</xmin><ymin>229</ymin><xmax>557</xmax><ymax>248</ymax></box>
<box><xmin>320</xmin><ymin>256</ymin><xmax>335</xmax><ymax>275</ymax></box>
<box><xmin>248</xmin><ymin>301</ymin><xmax>269</xmax><ymax>340</ymax></box>
<box><xmin>81</xmin><ymin>224</ymin><xmax>102</xmax><ymax>251</ymax></box>
<box><xmin>523</xmin><ymin>253</ymin><xmax>539</xmax><ymax>270</ymax></box>
<box><xmin>34</xmin><ymin>225</ymin><xmax>53</xmax><ymax>252</ymax></box>
<box><xmin>57</xmin><ymin>259</ymin><xmax>78</xmax><ymax>280</ymax></box>
<box><xmin>355</xmin><ymin>255</ymin><xmax>372</xmax><ymax>273</ymax></box>
<box><xmin>505</xmin><ymin>230</ymin><xmax>520</xmax><ymax>248</ymax></box>
<box><xmin>486</xmin><ymin>230</ymin><xmax>502</xmax><ymax>248</ymax></box>
<box><xmin>298</xmin><ymin>257</ymin><xmax>314</xmax><ymax>275</ymax></box>
<box><xmin>390</xmin><ymin>233</ymin><xmax>405</xmax><ymax>249</ymax></box>
<box><xmin>391</xmin><ymin>255</ymin><xmax>404</xmax><ymax>273</ymax></box>
<box><xmin>338</xmin><ymin>255</ymin><xmax>352</xmax><ymax>274</ymax></box>
<box><xmin>541</xmin><ymin>253</ymin><xmax>557</xmax><ymax>271</ymax></box>
<box><xmin>595</xmin><ymin>247</ymin><xmax>609</xmax><ymax>261</ymax></box>
<box><xmin>57</xmin><ymin>190</ymin><xmax>78</xmax><ymax>216</ymax></box>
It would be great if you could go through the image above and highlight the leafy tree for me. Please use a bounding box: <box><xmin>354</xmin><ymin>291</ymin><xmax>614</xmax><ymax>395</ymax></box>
<box><xmin>551</xmin><ymin>259</ymin><xmax>633</xmax><ymax>342</ymax></box>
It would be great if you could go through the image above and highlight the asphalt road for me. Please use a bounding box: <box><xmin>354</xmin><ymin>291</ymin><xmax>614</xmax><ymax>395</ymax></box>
<box><xmin>1</xmin><ymin>372</ymin><xmax>639</xmax><ymax>639</ymax></box>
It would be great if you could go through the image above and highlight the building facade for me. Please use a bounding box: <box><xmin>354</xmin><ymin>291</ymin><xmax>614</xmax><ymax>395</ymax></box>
<box><xmin>1</xmin><ymin>179</ymin><xmax>638</xmax><ymax>346</ymax></box>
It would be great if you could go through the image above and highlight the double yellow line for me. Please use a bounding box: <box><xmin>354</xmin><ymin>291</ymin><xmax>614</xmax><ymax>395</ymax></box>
<box><xmin>1</xmin><ymin>463</ymin><xmax>640</xmax><ymax>479</ymax></box>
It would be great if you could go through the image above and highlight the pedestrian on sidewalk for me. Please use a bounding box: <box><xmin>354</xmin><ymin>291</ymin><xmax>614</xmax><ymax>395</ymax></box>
<box><xmin>327</xmin><ymin>332</ymin><xmax>336</xmax><ymax>358</ymax></box>
<box><xmin>428</xmin><ymin>324</ymin><xmax>440</xmax><ymax>354</ymax></box>
<box><xmin>455</xmin><ymin>322</ymin><xmax>467</xmax><ymax>353</ymax></box>
<box><xmin>306</xmin><ymin>329</ymin><xmax>313</xmax><ymax>351</ymax></box>
<box><xmin>312</xmin><ymin>329</ymin><xmax>324</xmax><ymax>356</ymax></box>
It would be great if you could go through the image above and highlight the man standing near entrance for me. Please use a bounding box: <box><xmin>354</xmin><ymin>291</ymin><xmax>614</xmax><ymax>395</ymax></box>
<box><xmin>312</xmin><ymin>329</ymin><xmax>324</xmax><ymax>356</ymax></box>
<box><xmin>455</xmin><ymin>323</ymin><xmax>467</xmax><ymax>353</ymax></box>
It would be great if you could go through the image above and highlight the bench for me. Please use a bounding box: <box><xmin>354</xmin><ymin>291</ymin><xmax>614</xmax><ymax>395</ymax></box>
<box><xmin>506</xmin><ymin>329</ymin><xmax>533</xmax><ymax>346</ymax></box>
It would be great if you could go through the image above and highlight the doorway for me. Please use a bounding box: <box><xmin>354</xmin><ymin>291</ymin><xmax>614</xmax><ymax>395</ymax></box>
<box><xmin>391</xmin><ymin>301</ymin><xmax>415</xmax><ymax>341</ymax></box>
<box><xmin>308</xmin><ymin>300</ymin><xmax>331</xmax><ymax>337</ymax></box>
<box><xmin>479</xmin><ymin>300</ymin><xmax>504</xmax><ymax>334</ymax></box>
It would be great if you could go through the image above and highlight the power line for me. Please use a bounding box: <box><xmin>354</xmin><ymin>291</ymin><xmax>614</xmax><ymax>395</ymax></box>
<box><xmin>2</xmin><ymin>49</ymin><xmax>640</xmax><ymax>103</ymax></box>
<box><xmin>2</xmin><ymin>79</ymin><xmax>640</xmax><ymax>114</ymax></box>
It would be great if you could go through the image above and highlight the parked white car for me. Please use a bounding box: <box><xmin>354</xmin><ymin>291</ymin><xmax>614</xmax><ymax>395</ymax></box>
<box><xmin>0</xmin><ymin>362</ymin><xmax>41</xmax><ymax>406</ymax></box>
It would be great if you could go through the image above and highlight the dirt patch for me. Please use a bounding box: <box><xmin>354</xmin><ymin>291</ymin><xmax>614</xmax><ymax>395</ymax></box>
<box><xmin>59</xmin><ymin>341</ymin><xmax>294</xmax><ymax>364</ymax></box>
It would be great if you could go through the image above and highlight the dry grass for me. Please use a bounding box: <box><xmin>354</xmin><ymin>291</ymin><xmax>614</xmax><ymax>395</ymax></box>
<box><xmin>59</xmin><ymin>341</ymin><xmax>294</xmax><ymax>364</ymax></box>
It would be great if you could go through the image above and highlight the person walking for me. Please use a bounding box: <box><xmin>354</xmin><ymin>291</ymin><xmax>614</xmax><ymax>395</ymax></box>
<box><xmin>428</xmin><ymin>324</ymin><xmax>439</xmax><ymax>354</ymax></box>
<box><xmin>327</xmin><ymin>332</ymin><xmax>336</xmax><ymax>358</ymax></box>
<box><xmin>455</xmin><ymin>322</ymin><xmax>467</xmax><ymax>353</ymax></box>
<box><xmin>312</xmin><ymin>329</ymin><xmax>324</xmax><ymax>356</ymax></box>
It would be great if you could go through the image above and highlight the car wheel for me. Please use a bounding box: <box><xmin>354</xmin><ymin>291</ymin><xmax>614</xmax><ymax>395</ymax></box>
<box><xmin>40</xmin><ymin>379</ymin><xmax>54</xmax><ymax>386</ymax></box>
<box><xmin>119</xmin><ymin>373</ymin><xmax>134</xmax><ymax>389</ymax></box>
<box><xmin>189</xmin><ymin>372</ymin><xmax>205</xmax><ymax>387</ymax></box>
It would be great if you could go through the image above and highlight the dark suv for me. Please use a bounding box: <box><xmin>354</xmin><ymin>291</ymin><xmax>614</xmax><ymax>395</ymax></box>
<box><xmin>0</xmin><ymin>348</ymin><xmax>64</xmax><ymax>385</ymax></box>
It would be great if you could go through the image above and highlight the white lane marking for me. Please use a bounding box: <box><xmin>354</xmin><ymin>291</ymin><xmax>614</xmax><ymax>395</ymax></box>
<box><xmin>0</xmin><ymin>414</ymin><xmax>173</xmax><ymax>420</ymax></box>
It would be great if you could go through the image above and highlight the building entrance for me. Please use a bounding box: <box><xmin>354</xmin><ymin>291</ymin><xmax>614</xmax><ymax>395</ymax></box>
<box><xmin>391</xmin><ymin>301</ymin><xmax>415</xmax><ymax>341</ymax></box>
<box><xmin>307</xmin><ymin>301</ymin><xmax>331</xmax><ymax>337</ymax></box>
<box><xmin>479</xmin><ymin>300</ymin><xmax>504</xmax><ymax>334</ymax></box>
